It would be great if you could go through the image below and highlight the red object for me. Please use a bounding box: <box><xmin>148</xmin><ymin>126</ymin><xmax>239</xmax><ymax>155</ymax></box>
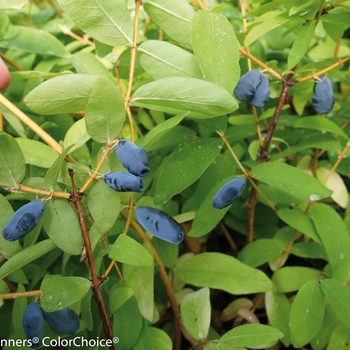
<box><xmin>0</xmin><ymin>57</ymin><xmax>11</xmax><ymax>90</ymax></box>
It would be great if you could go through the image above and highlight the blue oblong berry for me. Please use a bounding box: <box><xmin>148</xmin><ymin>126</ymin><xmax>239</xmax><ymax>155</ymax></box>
<box><xmin>42</xmin><ymin>308</ymin><xmax>80</xmax><ymax>335</ymax></box>
<box><xmin>2</xmin><ymin>201</ymin><xmax>46</xmax><ymax>242</ymax></box>
<box><xmin>212</xmin><ymin>177</ymin><xmax>247</xmax><ymax>210</ymax></box>
<box><xmin>234</xmin><ymin>69</ymin><xmax>262</xmax><ymax>101</ymax></box>
<box><xmin>22</xmin><ymin>302</ymin><xmax>44</xmax><ymax>348</ymax></box>
<box><xmin>250</xmin><ymin>75</ymin><xmax>270</xmax><ymax>108</ymax></box>
<box><xmin>135</xmin><ymin>206</ymin><xmax>184</xmax><ymax>244</ymax></box>
<box><xmin>104</xmin><ymin>172</ymin><xmax>144</xmax><ymax>192</ymax></box>
<box><xmin>116</xmin><ymin>140</ymin><xmax>150</xmax><ymax>177</ymax></box>
<box><xmin>312</xmin><ymin>76</ymin><xmax>335</xmax><ymax>114</ymax></box>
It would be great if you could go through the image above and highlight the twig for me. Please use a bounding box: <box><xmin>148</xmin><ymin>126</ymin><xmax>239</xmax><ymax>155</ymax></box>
<box><xmin>80</xmin><ymin>144</ymin><xmax>112</xmax><ymax>193</ymax></box>
<box><xmin>68</xmin><ymin>169</ymin><xmax>113</xmax><ymax>345</ymax></box>
<box><xmin>239</xmin><ymin>0</ymin><xmax>252</xmax><ymax>71</ymax></box>
<box><xmin>0</xmin><ymin>94</ymin><xmax>76</xmax><ymax>163</ymax></box>
<box><xmin>0</xmin><ymin>290</ymin><xmax>42</xmax><ymax>300</ymax></box>
<box><xmin>316</xmin><ymin>0</ymin><xmax>326</xmax><ymax>23</ymax></box>
<box><xmin>239</xmin><ymin>48</ymin><xmax>282</xmax><ymax>81</ymax></box>
<box><xmin>259</xmin><ymin>74</ymin><xmax>294</xmax><ymax>159</ymax></box>
<box><xmin>298</xmin><ymin>56</ymin><xmax>350</xmax><ymax>82</ymax></box>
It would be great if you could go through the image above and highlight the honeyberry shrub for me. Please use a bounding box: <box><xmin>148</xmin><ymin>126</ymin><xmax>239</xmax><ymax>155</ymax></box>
<box><xmin>0</xmin><ymin>0</ymin><xmax>349</xmax><ymax>348</ymax></box>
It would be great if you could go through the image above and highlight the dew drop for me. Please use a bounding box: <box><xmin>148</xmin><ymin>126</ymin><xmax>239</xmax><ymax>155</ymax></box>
<box><xmin>310</xmin><ymin>194</ymin><xmax>321</xmax><ymax>201</ymax></box>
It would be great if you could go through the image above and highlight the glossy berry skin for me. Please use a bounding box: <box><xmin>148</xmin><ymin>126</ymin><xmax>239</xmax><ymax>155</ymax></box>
<box><xmin>22</xmin><ymin>302</ymin><xmax>44</xmax><ymax>348</ymax></box>
<box><xmin>42</xmin><ymin>308</ymin><xmax>80</xmax><ymax>335</ymax></box>
<box><xmin>136</xmin><ymin>206</ymin><xmax>184</xmax><ymax>244</ymax></box>
<box><xmin>104</xmin><ymin>172</ymin><xmax>144</xmax><ymax>192</ymax></box>
<box><xmin>2</xmin><ymin>201</ymin><xmax>46</xmax><ymax>242</ymax></box>
<box><xmin>234</xmin><ymin>69</ymin><xmax>262</xmax><ymax>101</ymax></box>
<box><xmin>116</xmin><ymin>140</ymin><xmax>150</xmax><ymax>177</ymax></box>
<box><xmin>312</xmin><ymin>77</ymin><xmax>335</xmax><ymax>114</ymax></box>
<box><xmin>250</xmin><ymin>75</ymin><xmax>270</xmax><ymax>108</ymax></box>
<box><xmin>212</xmin><ymin>177</ymin><xmax>247</xmax><ymax>210</ymax></box>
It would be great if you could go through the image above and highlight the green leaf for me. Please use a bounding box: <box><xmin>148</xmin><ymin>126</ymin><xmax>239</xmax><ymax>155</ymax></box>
<box><xmin>273</xmin><ymin>267</ymin><xmax>321</xmax><ymax>293</ymax></box>
<box><xmin>112</xmin><ymin>296</ymin><xmax>142</xmax><ymax>349</ymax></box>
<box><xmin>265</xmin><ymin>291</ymin><xmax>291</xmax><ymax>347</ymax></box>
<box><xmin>63</xmin><ymin>119</ymin><xmax>90</xmax><ymax>153</ymax></box>
<box><xmin>0</xmin><ymin>132</ymin><xmax>25</xmax><ymax>186</ymax></box>
<box><xmin>277</xmin><ymin>208</ymin><xmax>321</xmax><ymax>243</ymax></box>
<box><xmin>138</xmin><ymin>41</ymin><xmax>202</xmax><ymax>80</ymax></box>
<box><xmin>0</xmin><ymin>25</ymin><xmax>69</xmax><ymax>57</ymax></box>
<box><xmin>154</xmin><ymin>138</ymin><xmax>223</xmax><ymax>204</ymax></box>
<box><xmin>0</xmin><ymin>0</ymin><xmax>28</xmax><ymax>10</ymax></box>
<box><xmin>140</xmin><ymin>113</ymin><xmax>187</xmax><ymax>148</ymax></box>
<box><xmin>149</xmin><ymin>327</ymin><xmax>172</xmax><ymax>350</ymax></box>
<box><xmin>320</xmin><ymin>278</ymin><xmax>350</xmax><ymax>329</ymax></box>
<box><xmin>109</xmin><ymin>283</ymin><xmax>134</xmax><ymax>314</ymax></box>
<box><xmin>294</xmin><ymin>117</ymin><xmax>349</xmax><ymax>140</ymax></box>
<box><xmin>188</xmin><ymin>176</ymin><xmax>233</xmax><ymax>237</ymax></box>
<box><xmin>219</xmin><ymin>324</ymin><xmax>284</xmax><ymax>347</ymax></box>
<box><xmin>134</xmin><ymin>319</ymin><xmax>154</xmax><ymax>350</ymax></box>
<box><xmin>181</xmin><ymin>288</ymin><xmax>211</xmax><ymax>340</ymax></box>
<box><xmin>130</xmin><ymin>77</ymin><xmax>238</xmax><ymax>118</ymax></box>
<box><xmin>57</xmin><ymin>0</ymin><xmax>133</xmax><ymax>46</ymax></box>
<box><xmin>42</xmin><ymin>199</ymin><xmax>84</xmax><ymax>256</ymax></box>
<box><xmin>310</xmin><ymin>304</ymin><xmax>340</xmax><ymax>350</ymax></box>
<box><xmin>310</xmin><ymin>203</ymin><xmax>350</xmax><ymax>281</ymax></box>
<box><xmin>291</xmin><ymin>242</ymin><xmax>327</xmax><ymax>261</ymax></box>
<box><xmin>85</xmin><ymin>77</ymin><xmax>125</xmax><ymax>143</ymax></box>
<box><xmin>191</xmin><ymin>11</ymin><xmax>240</xmax><ymax>92</ymax></box>
<box><xmin>24</xmin><ymin>74</ymin><xmax>98</xmax><ymax>114</ymax></box>
<box><xmin>250</xmin><ymin>162</ymin><xmax>332</xmax><ymax>201</ymax></box>
<box><xmin>44</xmin><ymin>145</ymin><xmax>74</xmax><ymax>190</ymax></box>
<box><xmin>87</xmin><ymin>179</ymin><xmax>121</xmax><ymax>234</ymax></box>
<box><xmin>0</xmin><ymin>239</ymin><xmax>56</xmax><ymax>280</ymax></box>
<box><xmin>109</xmin><ymin>234</ymin><xmax>153</xmax><ymax>267</ymax></box>
<box><xmin>327</xmin><ymin>323</ymin><xmax>350</xmax><ymax>350</ymax></box>
<box><xmin>321</xmin><ymin>13</ymin><xmax>350</xmax><ymax>26</ymax></box>
<box><xmin>248</xmin><ymin>139</ymin><xmax>260</xmax><ymax>161</ymax></box>
<box><xmin>287</xmin><ymin>21</ymin><xmax>315</xmax><ymax>69</ymax></box>
<box><xmin>245</xmin><ymin>12</ymin><xmax>292</xmax><ymax>46</ymax></box>
<box><xmin>290</xmin><ymin>280</ymin><xmax>325</xmax><ymax>348</ymax></box>
<box><xmin>237</xmin><ymin>239</ymin><xmax>284</xmax><ymax>268</ymax></box>
<box><xmin>123</xmin><ymin>245</ymin><xmax>154</xmax><ymax>321</ymax></box>
<box><xmin>143</xmin><ymin>0</ymin><xmax>195</xmax><ymax>49</ymax></box>
<box><xmin>12</xmin><ymin>284</ymin><xmax>27</xmax><ymax>332</ymax></box>
<box><xmin>174</xmin><ymin>252</ymin><xmax>272</xmax><ymax>295</ymax></box>
<box><xmin>0</xmin><ymin>194</ymin><xmax>22</xmax><ymax>259</ymax></box>
<box><xmin>16</xmin><ymin>138</ymin><xmax>58</xmax><ymax>168</ymax></box>
<box><xmin>40</xmin><ymin>275</ymin><xmax>91</xmax><ymax>312</ymax></box>
<box><xmin>72</xmin><ymin>51</ymin><xmax>114</xmax><ymax>81</ymax></box>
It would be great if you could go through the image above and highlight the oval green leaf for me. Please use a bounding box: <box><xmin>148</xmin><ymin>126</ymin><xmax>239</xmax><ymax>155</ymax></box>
<box><xmin>138</xmin><ymin>40</ymin><xmax>202</xmax><ymax>80</ymax></box>
<box><xmin>108</xmin><ymin>234</ymin><xmax>153</xmax><ymax>267</ymax></box>
<box><xmin>42</xmin><ymin>199</ymin><xmax>83</xmax><ymax>256</ymax></box>
<box><xmin>181</xmin><ymin>287</ymin><xmax>211</xmax><ymax>340</ymax></box>
<box><xmin>57</xmin><ymin>0</ymin><xmax>133</xmax><ymax>46</ymax></box>
<box><xmin>173</xmin><ymin>252</ymin><xmax>272</xmax><ymax>295</ymax></box>
<box><xmin>154</xmin><ymin>138</ymin><xmax>223</xmax><ymax>204</ymax></box>
<box><xmin>130</xmin><ymin>77</ymin><xmax>238</xmax><ymax>118</ymax></box>
<box><xmin>250</xmin><ymin>162</ymin><xmax>332</xmax><ymax>201</ymax></box>
<box><xmin>40</xmin><ymin>274</ymin><xmax>91</xmax><ymax>312</ymax></box>
<box><xmin>191</xmin><ymin>11</ymin><xmax>240</xmax><ymax>92</ymax></box>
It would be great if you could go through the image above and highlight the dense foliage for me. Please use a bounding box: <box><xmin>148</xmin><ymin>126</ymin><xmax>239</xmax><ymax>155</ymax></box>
<box><xmin>0</xmin><ymin>0</ymin><xmax>350</xmax><ymax>349</ymax></box>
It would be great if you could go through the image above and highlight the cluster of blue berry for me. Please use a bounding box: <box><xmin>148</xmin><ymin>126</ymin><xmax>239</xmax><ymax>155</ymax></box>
<box><xmin>104</xmin><ymin>140</ymin><xmax>184</xmax><ymax>244</ymax></box>
<box><xmin>22</xmin><ymin>302</ymin><xmax>79</xmax><ymax>348</ymax></box>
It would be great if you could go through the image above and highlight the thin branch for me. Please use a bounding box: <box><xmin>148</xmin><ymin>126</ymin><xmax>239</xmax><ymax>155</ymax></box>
<box><xmin>316</xmin><ymin>0</ymin><xmax>326</xmax><ymax>23</ymax></box>
<box><xmin>0</xmin><ymin>94</ymin><xmax>76</xmax><ymax>163</ymax></box>
<box><xmin>195</xmin><ymin>0</ymin><xmax>208</xmax><ymax>11</ymax></box>
<box><xmin>0</xmin><ymin>184</ymin><xmax>70</xmax><ymax>199</ymax></box>
<box><xmin>0</xmin><ymin>290</ymin><xmax>42</xmax><ymax>300</ymax></box>
<box><xmin>68</xmin><ymin>169</ymin><xmax>113</xmax><ymax>345</ymax></box>
<box><xmin>239</xmin><ymin>48</ymin><xmax>282</xmax><ymax>81</ymax></box>
<box><xmin>239</xmin><ymin>0</ymin><xmax>252</xmax><ymax>71</ymax></box>
<box><xmin>298</xmin><ymin>56</ymin><xmax>350</xmax><ymax>83</ymax></box>
<box><xmin>80</xmin><ymin>144</ymin><xmax>112</xmax><ymax>193</ymax></box>
<box><xmin>259</xmin><ymin>75</ymin><xmax>294</xmax><ymax>159</ymax></box>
